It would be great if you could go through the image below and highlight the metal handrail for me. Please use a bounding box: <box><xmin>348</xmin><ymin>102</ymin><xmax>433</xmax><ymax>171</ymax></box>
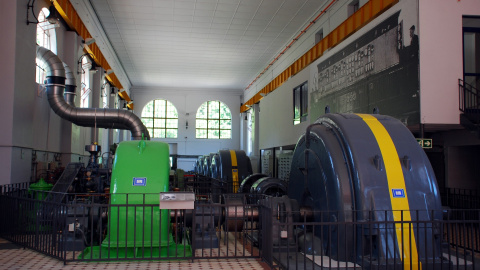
<box><xmin>459</xmin><ymin>78</ymin><xmax>480</xmax><ymax>112</ymax></box>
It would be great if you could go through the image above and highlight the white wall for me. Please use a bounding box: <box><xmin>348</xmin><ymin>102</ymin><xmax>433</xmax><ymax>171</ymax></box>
<box><xmin>0</xmin><ymin>0</ymin><xmax>113</xmax><ymax>184</ymax></box>
<box><xmin>244</xmin><ymin>0</ymin><xmax>364</xmax><ymax>102</ymax></box>
<box><xmin>419</xmin><ymin>0</ymin><xmax>480</xmax><ymax>124</ymax></box>
<box><xmin>257</xmin><ymin>0</ymin><xmax>418</xmax><ymax>149</ymax></box>
<box><xmin>258</xmin><ymin>67</ymin><xmax>311</xmax><ymax>149</ymax></box>
<box><xmin>248</xmin><ymin>0</ymin><xmax>418</xmax><ymax>150</ymax></box>
<box><xmin>0</xmin><ymin>0</ymin><xmax>19</xmax><ymax>184</ymax></box>
<box><xmin>132</xmin><ymin>87</ymin><xmax>243</xmax><ymax>171</ymax></box>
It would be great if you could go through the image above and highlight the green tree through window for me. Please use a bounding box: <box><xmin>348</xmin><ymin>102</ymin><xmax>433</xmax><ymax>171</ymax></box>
<box><xmin>196</xmin><ymin>101</ymin><xmax>231</xmax><ymax>139</ymax></box>
<box><xmin>141</xmin><ymin>99</ymin><xmax>178</xmax><ymax>138</ymax></box>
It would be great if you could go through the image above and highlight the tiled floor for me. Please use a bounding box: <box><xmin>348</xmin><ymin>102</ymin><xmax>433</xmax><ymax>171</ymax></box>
<box><xmin>0</xmin><ymin>238</ymin><xmax>270</xmax><ymax>270</ymax></box>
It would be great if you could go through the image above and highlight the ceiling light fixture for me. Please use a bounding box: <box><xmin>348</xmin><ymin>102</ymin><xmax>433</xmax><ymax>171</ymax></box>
<box><xmin>46</xmin><ymin>3</ymin><xmax>60</xmax><ymax>25</ymax></box>
<box><xmin>77</xmin><ymin>53</ymin><xmax>98</xmax><ymax>74</ymax></box>
<box><xmin>89</xmin><ymin>61</ymin><xmax>98</xmax><ymax>74</ymax></box>
<box><xmin>82</xmin><ymin>38</ymin><xmax>95</xmax><ymax>46</ymax></box>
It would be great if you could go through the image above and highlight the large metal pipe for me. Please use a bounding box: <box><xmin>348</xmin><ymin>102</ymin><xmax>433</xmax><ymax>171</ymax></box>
<box><xmin>63</xmin><ymin>63</ymin><xmax>76</xmax><ymax>106</ymax></box>
<box><xmin>37</xmin><ymin>46</ymin><xmax>150</xmax><ymax>140</ymax></box>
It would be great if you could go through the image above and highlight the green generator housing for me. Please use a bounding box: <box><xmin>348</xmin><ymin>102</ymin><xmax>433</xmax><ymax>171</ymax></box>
<box><xmin>82</xmin><ymin>139</ymin><xmax>191</xmax><ymax>259</ymax></box>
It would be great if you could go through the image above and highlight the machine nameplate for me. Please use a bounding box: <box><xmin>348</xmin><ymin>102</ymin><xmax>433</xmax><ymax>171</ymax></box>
<box><xmin>133</xmin><ymin>177</ymin><xmax>147</xmax><ymax>186</ymax></box>
<box><xmin>392</xmin><ymin>189</ymin><xmax>405</xmax><ymax>198</ymax></box>
<box><xmin>159</xmin><ymin>192</ymin><xmax>195</xmax><ymax>209</ymax></box>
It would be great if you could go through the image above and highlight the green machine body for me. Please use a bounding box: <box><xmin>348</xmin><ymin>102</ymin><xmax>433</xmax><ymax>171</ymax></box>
<box><xmin>103</xmin><ymin>139</ymin><xmax>170</xmax><ymax>248</ymax></box>
<box><xmin>82</xmin><ymin>139</ymin><xmax>191</xmax><ymax>259</ymax></box>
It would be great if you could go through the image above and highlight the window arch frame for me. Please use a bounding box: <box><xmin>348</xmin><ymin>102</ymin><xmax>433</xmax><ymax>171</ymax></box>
<box><xmin>80</xmin><ymin>56</ymin><xmax>92</xmax><ymax>108</ymax></box>
<box><xmin>35</xmin><ymin>7</ymin><xmax>57</xmax><ymax>84</ymax></box>
<box><xmin>195</xmin><ymin>100</ymin><xmax>232</xmax><ymax>139</ymax></box>
<box><xmin>141</xmin><ymin>99</ymin><xmax>179</xmax><ymax>139</ymax></box>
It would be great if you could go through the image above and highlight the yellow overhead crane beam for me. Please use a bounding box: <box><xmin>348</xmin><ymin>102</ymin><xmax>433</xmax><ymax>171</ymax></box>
<box><xmin>53</xmin><ymin>0</ymin><xmax>134</xmax><ymax>110</ymax></box>
<box><xmin>241</xmin><ymin>0</ymin><xmax>398</xmax><ymax>113</ymax></box>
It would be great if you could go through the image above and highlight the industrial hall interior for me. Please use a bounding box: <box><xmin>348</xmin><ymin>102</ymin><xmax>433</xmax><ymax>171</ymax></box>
<box><xmin>1</xmin><ymin>0</ymin><xmax>480</xmax><ymax>269</ymax></box>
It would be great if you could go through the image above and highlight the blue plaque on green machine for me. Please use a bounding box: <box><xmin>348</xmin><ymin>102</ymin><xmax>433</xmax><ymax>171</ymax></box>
<box><xmin>133</xmin><ymin>177</ymin><xmax>147</xmax><ymax>186</ymax></box>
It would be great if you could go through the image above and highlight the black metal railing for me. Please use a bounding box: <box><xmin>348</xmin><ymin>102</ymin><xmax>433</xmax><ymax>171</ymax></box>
<box><xmin>459</xmin><ymin>79</ymin><xmax>480</xmax><ymax>113</ymax></box>
<box><xmin>261</xmin><ymin>207</ymin><xmax>480</xmax><ymax>270</ymax></box>
<box><xmin>441</xmin><ymin>187</ymin><xmax>480</xmax><ymax>210</ymax></box>
<box><xmin>1</xmin><ymin>183</ymin><xmax>480</xmax><ymax>269</ymax></box>
<box><xmin>0</xmin><ymin>184</ymin><xmax>263</xmax><ymax>264</ymax></box>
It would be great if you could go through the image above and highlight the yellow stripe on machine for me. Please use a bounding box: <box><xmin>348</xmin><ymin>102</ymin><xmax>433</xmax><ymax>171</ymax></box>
<box><xmin>229</xmin><ymin>150</ymin><xmax>239</xmax><ymax>193</ymax></box>
<box><xmin>357</xmin><ymin>114</ymin><xmax>421</xmax><ymax>270</ymax></box>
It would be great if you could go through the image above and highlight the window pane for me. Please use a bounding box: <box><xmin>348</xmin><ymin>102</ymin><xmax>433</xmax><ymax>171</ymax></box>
<box><xmin>293</xmin><ymin>82</ymin><xmax>308</xmax><ymax>124</ymax></box>
<box><xmin>208</xmin><ymin>129</ymin><xmax>219</xmax><ymax>139</ymax></box>
<box><xmin>208</xmin><ymin>101</ymin><xmax>220</xmax><ymax>119</ymax></box>
<box><xmin>196</xmin><ymin>119</ymin><xmax>207</xmax><ymax>128</ymax></box>
<box><xmin>196</xmin><ymin>129</ymin><xmax>207</xmax><ymax>138</ymax></box>
<box><xmin>154</xmin><ymin>119</ymin><xmax>165</xmax><ymax>128</ymax></box>
<box><xmin>154</xmin><ymin>129</ymin><xmax>165</xmax><ymax>138</ymax></box>
<box><xmin>220</xmin><ymin>103</ymin><xmax>231</xmax><ymax>119</ymax></box>
<box><xmin>301</xmin><ymin>84</ymin><xmax>308</xmax><ymax>116</ymax></box>
<box><xmin>294</xmin><ymin>87</ymin><xmax>301</xmax><ymax>120</ymax></box>
<box><xmin>196</xmin><ymin>103</ymin><xmax>207</xmax><ymax>118</ymax></box>
<box><xmin>166</xmin><ymin>101</ymin><xmax>178</xmax><ymax>118</ymax></box>
<box><xmin>464</xmin><ymin>32</ymin><xmax>477</xmax><ymax>74</ymax></box>
<box><xmin>166</xmin><ymin>129</ymin><xmax>177</xmax><ymax>138</ymax></box>
<box><xmin>155</xmin><ymin>100</ymin><xmax>166</xmax><ymax>118</ymax></box>
<box><xmin>196</xmin><ymin>101</ymin><xmax>231</xmax><ymax>139</ymax></box>
<box><xmin>166</xmin><ymin>119</ymin><xmax>177</xmax><ymax>128</ymax></box>
<box><xmin>142</xmin><ymin>101</ymin><xmax>154</xmax><ymax>117</ymax></box>
<box><xmin>147</xmin><ymin>128</ymin><xmax>153</xmax><ymax>137</ymax></box>
<box><xmin>208</xmin><ymin>120</ymin><xmax>219</xmax><ymax>129</ymax></box>
<box><xmin>141</xmin><ymin>99</ymin><xmax>179</xmax><ymax>138</ymax></box>
<box><xmin>220</xmin><ymin>130</ymin><xmax>231</xmax><ymax>139</ymax></box>
<box><xmin>220</xmin><ymin>120</ymin><xmax>231</xmax><ymax>129</ymax></box>
<box><xmin>143</xmin><ymin>118</ymin><xmax>153</xmax><ymax>128</ymax></box>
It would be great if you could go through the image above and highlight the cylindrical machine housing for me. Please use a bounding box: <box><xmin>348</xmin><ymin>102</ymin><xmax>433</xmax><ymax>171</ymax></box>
<box><xmin>239</xmin><ymin>173</ymin><xmax>267</xmax><ymax>194</ymax></box>
<box><xmin>288</xmin><ymin>113</ymin><xmax>443</xmax><ymax>267</ymax></box>
<box><xmin>210</xmin><ymin>150</ymin><xmax>253</xmax><ymax>202</ymax></box>
<box><xmin>250</xmin><ymin>177</ymin><xmax>288</xmax><ymax>197</ymax></box>
<box><xmin>210</xmin><ymin>150</ymin><xmax>252</xmax><ymax>191</ymax></box>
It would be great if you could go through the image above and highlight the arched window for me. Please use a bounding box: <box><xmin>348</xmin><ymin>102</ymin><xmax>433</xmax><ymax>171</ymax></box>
<box><xmin>196</xmin><ymin>101</ymin><xmax>232</xmax><ymax>139</ymax></box>
<box><xmin>101</xmin><ymin>79</ymin><xmax>109</xmax><ymax>108</ymax></box>
<box><xmin>141</xmin><ymin>99</ymin><xmax>178</xmax><ymax>138</ymax></box>
<box><xmin>80</xmin><ymin>57</ymin><xmax>91</xmax><ymax>108</ymax></box>
<box><xmin>36</xmin><ymin>7</ymin><xmax>57</xmax><ymax>84</ymax></box>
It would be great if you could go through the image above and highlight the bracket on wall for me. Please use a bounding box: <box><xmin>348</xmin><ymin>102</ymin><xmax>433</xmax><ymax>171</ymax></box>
<box><xmin>26</xmin><ymin>0</ymin><xmax>39</xmax><ymax>25</ymax></box>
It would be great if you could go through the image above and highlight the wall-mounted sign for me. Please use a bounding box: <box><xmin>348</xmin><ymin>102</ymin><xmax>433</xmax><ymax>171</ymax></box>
<box><xmin>310</xmin><ymin>0</ymin><xmax>420</xmax><ymax>126</ymax></box>
<box><xmin>416</xmin><ymin>138</ymin><xmax>432</xmax><ymax>149</ymax></box>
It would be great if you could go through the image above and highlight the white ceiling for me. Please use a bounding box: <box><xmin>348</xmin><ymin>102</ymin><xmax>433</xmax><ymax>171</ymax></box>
<box><xmin>87</xmin><ymin>0</ymin><xmax>328</xmax><ymax>90</ymax></box>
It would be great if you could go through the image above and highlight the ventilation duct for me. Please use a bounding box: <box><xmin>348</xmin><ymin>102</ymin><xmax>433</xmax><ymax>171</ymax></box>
<box><xmin>63</xmin><ymin>63</ymin><xmax>76</xmax><ymax>106</ymax></box>
<box><xmin>36</xmin><ymin>45</ymin><xmax>150</xmax><ymax>140</ymax></box>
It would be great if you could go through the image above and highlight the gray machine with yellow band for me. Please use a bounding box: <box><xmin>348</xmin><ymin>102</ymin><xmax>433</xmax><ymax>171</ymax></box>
<box><xmin>287</xmin><ymin>113</ymin><xmax>443</xmax><ymax>268</ymax></box>
<box><xmin>210</xmin><ymin>150</ymin><xmax>253</xmax><ymax>202</ymax></box>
